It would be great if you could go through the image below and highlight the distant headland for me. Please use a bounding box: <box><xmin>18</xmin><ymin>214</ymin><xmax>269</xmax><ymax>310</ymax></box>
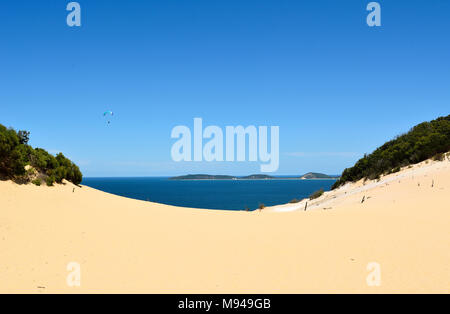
<box><xmin>299</xmin><ymin>172</ymin><xmax>340</xmax><ymax>180</ymax></box>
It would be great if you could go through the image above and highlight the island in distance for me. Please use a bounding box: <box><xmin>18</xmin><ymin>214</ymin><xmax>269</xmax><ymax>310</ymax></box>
<box><xmin>169</xmin><ymin>173</ymin><xmax>339</xmax><ymax>180</ymax></box>
<box><xmin>299</xmin><ymin>172</ymin><xmax>340</xmax><ymax>179</ymax></box>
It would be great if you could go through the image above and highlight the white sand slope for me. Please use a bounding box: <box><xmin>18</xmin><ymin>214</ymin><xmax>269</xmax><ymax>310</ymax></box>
<box><xmin>268</xmin><ymin>158</ymin><xmax>450</xmax><ymax>213</ymax></box>
<box><xmin>0</xmin><ymin>157</ymin><xmax>449</xmax><ymax>293</ymax></box>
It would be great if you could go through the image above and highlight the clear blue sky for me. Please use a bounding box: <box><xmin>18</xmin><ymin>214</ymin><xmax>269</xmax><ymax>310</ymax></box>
<box><xmin>1</xmin><ymin>1</ymin><xmax>449</xmax><ymax>177</ymax></box>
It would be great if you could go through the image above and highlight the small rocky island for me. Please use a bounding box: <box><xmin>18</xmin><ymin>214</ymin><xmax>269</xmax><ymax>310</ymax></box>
<box><xmin>299</xmin><ymin>172</ymin><xmax>340</xmax><ymax>179</ymax></box>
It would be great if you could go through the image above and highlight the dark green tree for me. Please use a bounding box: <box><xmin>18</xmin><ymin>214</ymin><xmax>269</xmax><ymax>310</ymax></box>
<box><xmin>18</xmin><ymin>130</ymin><xmax>30</xmax><ymax>145</ymax></box>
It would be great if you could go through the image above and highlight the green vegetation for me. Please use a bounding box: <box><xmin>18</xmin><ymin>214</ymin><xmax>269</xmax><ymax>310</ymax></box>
<box><xmin>18</xmin><ymin>130</ymin><xmax>30</xmax><ymax>145</ymax></box>
<box><xmin>432</xmin><ymin>152</ymin><xmax>445</xmax><ymax>161</ymax></box>
<box><xmin>309</xmin><ymin>188</ymin><xmax>324</xmax><ymax>200</ymax></box>
<box><xmin>32</xmin><ymin>179</ymin><xmax>41</xmax><ymax>186</ymax></box>
<box><xmin>0</xmin><ymin>123</ymin><xmax>82</xmax><ymax>185</ymax></box>
<box><xmin>46</xmin><ymin>176</ymin><xmax>55</xmax><ymax>186</ymax></box>
<box><xmin>332</xmin><ymin>115</ymin><xmax>450</xmax><ymax>189</ymax></box>
<box><xmin>289</xmin><ymin>198</ymin><xmax>301</xmax><ymax>203</ymax></box>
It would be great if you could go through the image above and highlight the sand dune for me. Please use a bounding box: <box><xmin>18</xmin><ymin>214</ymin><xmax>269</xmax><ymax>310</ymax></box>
<box><xmin>0</xmin><ymin>158</ymin><xmax>449</xmax><ymax>293</ymax></box>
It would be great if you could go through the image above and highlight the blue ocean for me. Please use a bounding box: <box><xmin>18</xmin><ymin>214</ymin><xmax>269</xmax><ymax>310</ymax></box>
<box><xmin>82</xmin><ymin>177</ymin><xmax>336</xmax><ymax>211</ymax></box>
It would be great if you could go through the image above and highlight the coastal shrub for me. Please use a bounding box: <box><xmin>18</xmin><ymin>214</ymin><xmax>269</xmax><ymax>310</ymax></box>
<box><xmin>0</xmin><ymin>123</ymin><xmax>82</xmax><ymax>185</ymax></box>
<box><xmin>258</xmin><ymin>203</ymin><xmax>265</xmax><ymax>210</ymax></box>
<box><xmin>309</xmin><ymin>188</ymin><xmax>324</xmax><ymax>200</ymax></box>
<box><xmin>18</xmin><ymin>130</ymin><xmax>30</xmax><ymax>145</ymax></box>
<box><xmin>332</xmin><ymin>115</ymin><xmax>450</xmax><ymax>189</ymax></box>
<box><xmin>289</xmin><ymin>198</ymin><xmax>301</xmax><ymax>203</ymax></box>
<box><xmin>46</xmin><ymin>176</ymin><xmax>55</xmax><ymax>186</ymax></box>
<box><xmin>0</xmin><ymin>125</ymin><xmax>21</xmax><ymax>177</ymax></box>
<box><xmin>432</xmin><ymin>152</ymin><xmax>444</xmax><ymax>161</ymax></box>
<box><xmin>32</xmin><ymin>179</ymin><xmax>41</xmax><ymax>186</ymax></box>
